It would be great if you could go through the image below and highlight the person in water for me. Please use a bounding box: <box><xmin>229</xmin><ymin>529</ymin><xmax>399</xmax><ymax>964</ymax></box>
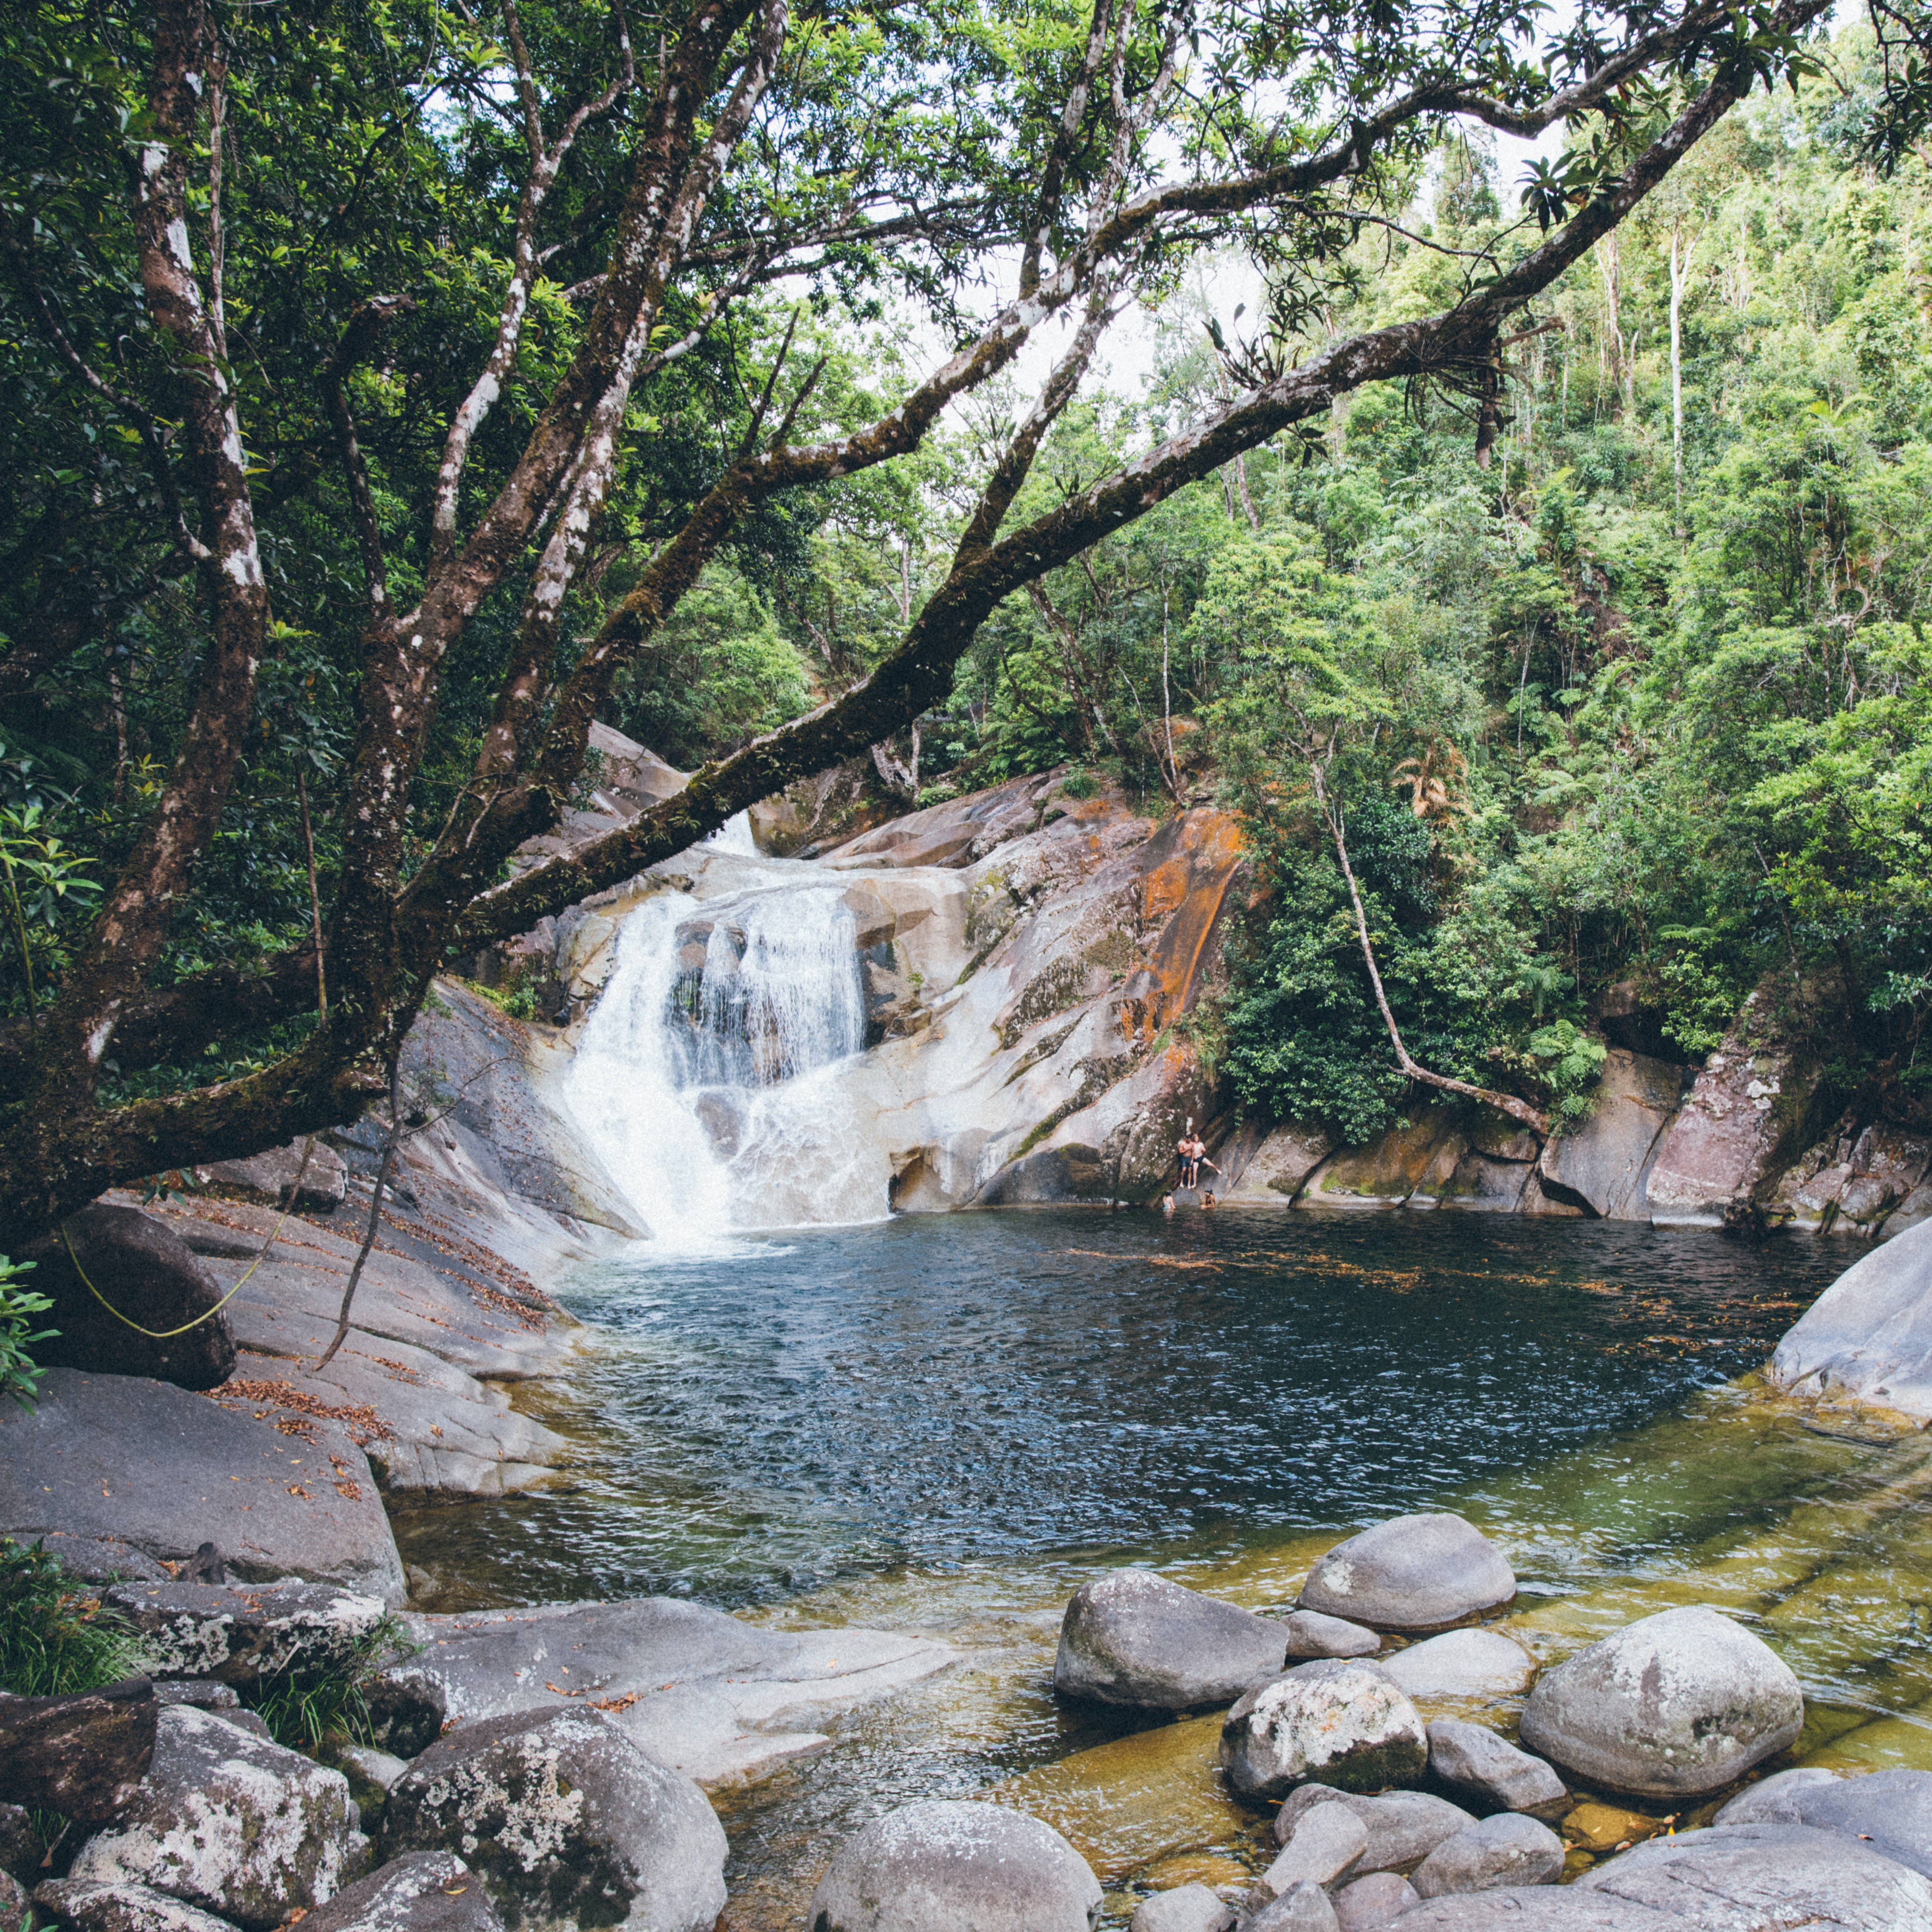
<box><xmin>1202</xmin><ymin>1190</ymin><xmax>1217</xmax><ymax>1208</ymax></box>
<box><xmin>1161</xmin><ymin>1193</ymin><xmax>1176</xmax><ymax>1215</ymax></box>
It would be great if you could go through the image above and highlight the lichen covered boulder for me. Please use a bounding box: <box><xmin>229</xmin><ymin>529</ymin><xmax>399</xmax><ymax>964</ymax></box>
<box><xmin>1053</xmin><ymin>1570</ymin><xmax>1287</xmax><ymax>1710</ymax></box>
<box><xmin>1517</xmin><ymin>1606</ymin><xmax>1803</xmax><ymax>1799</ymax></box>
<box><xmin>806</xmin><ymin>1799</ymin><xmax>1101</xmax><ymax>1932</ymax></box>
<box><xmin>32</xmin><ymin>1877</ymin><xmax>241</xmax><ymax>1932</ymax></box>
<box><xmin>1220</xmin><ymin>1662</ymin><xmax>1428</xmax><ymax>1798</ymax></box>
<box><xmin>299</xmin><ymin>1850</ymin><xmax>504</xmax><ymax>1932</ymax></box>
<box><xmin>66</xmin><ymin>1705</ymin><xmax>369</xmax><ymax>1930</ymax></box>
<box><xmin>103</xmin><ymin>1580</ymin><xmax>388</xmax><ymax>1688</ymax></box>
<box><xmin>1298</xmin><ymin>1516</ymin><xmax>1515</xmax><ymax>1633</ymax></box>
<box><xmin>381</xmin><ymin>1707</ymin><xmax>725</xmax><ymax>1932</ymax></box>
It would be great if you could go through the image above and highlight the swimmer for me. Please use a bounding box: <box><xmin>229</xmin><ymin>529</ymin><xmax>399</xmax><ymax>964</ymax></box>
<box><xmin>1202</xmin><ymin>1190</ymin><xmax>1217</xmax><ymax>1209</ymax></box>
<box><xmin>1162</xmin><ymin>1192</ymin><xmax>1176</xmax><ymax>1215</ymax></box>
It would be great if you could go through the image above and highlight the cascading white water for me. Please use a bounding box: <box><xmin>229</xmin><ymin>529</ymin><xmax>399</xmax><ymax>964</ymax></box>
<box><xmin>564</xmin><ymin>857</ymin><xmax>886</xmax><ymax>1246</ymax></box>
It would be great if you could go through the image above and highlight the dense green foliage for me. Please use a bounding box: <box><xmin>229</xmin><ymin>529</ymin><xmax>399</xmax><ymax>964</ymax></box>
<box><xmin>0</xmin><ymin>1255</ymin><xmax>55</xmax><ymax>1409</ymax></box>
<box><xmin>0</xmin><ymin>1538</ymin><xmax>143</xmax><ymax>1696</ymax></box>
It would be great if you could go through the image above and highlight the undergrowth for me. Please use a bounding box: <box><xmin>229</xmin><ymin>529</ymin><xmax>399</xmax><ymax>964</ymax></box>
<box><xmin>248</xmin><ymin>1615</ymin><xmax>411</xmax><ymax>1752</ymax></box>
<box><xmin>0</xmin><ymin>1540</ymin><xmax>144</xmax><ymax>1697</ymax></box>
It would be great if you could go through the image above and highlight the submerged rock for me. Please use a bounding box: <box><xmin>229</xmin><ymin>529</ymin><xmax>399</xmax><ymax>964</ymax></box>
<box><xmin>1280</xmin><ymin>1612</ymin><xmax>1379</xmax><ymax>1660</ymax></box>
<box><xmin>1380</xmin><ymin>1629</ymin><xmax>1535</xmax><ymax>1701</ymax></box>
<box><xmin>103</xmin><ymin>1580</ymin><xmax>389</xmax><ymax>1688</ymax></box>
<box><xmin>806</xmin><ymin>1799</ymin><xmax>1102</xmax><ymax>1932</ymax></box>
<box><xmin>1411</xmin><ymin>1813</ymin><xmax>1564</xmax><ymax>1897</ymax></box>
<box><xmin>1127</xmin><ymin>1883</ymin><xmax>1233</xmax><ymax>1932</ymax></box>
<box><xmin>1220</xmin><ymin>1661</ymin><xmax>1428</xmax><ymax>1798</ymax></box>
<box><xmin>1517</xmin><ymin>1605</ymin><xmax>1803</xmax><ymax>1798</ymax></box>
<box><xmin>382</xmin><ymin>1707</ymin><xmax>726</xmax><ymax>1932</ymax></box>
<box><xmin>298</xmin><ymin>1851</ymin><xmax>504</xmax><ymax>1932</ymax></box>
<box><xmin>1425</xmin><ymin>1720</ymin><xmax>1567</xmax><ymax>1819</ymax></box>
<box><xmin>1298</xmin><ymin>1515</ymin><xmax>1516</xmax><ymax>1633</ymax></box>
<box><xmin>67</xmin><ymin>1705</ymin><xmax>369</xmax><ymax>1930</ymax></box>
<box><xmin>1331</xmin><ymin>1871</ymin><xmax>1419</xmax><ymax>1929</ymax></box>
<box><xmin>1574</xmin><ymin>1819</ymin><xmax>1932</xmax><ymax>1929</ymax></box>
<box><xmin>1275</xmin><ymin>1786</ymin><xmax>1474</xmax><ymax>1871</ymax></box>
<box><xmin>1053</xmin><ymin>1570</ymin><xmax>1287</xmax><ymax>1710</ymax></box>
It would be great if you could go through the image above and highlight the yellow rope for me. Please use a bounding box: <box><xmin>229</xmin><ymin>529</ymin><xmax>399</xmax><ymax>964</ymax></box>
<box><xmin>59</xmin><ymin>1138</ymin><xmax>316</xmax><ymax>1339</ymax></box>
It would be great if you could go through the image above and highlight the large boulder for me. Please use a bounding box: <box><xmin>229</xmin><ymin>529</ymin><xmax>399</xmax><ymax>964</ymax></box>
<box><xmin>1537</xmin><ymin>1053</ymin><xmax>1686</xmax><ymax>1220</ymax></box>
<box><xmin>1220</xmin><ymin>1661</ymin><xmax>1428</xmax><ymax>1798</ymax></box>
<box><xmin>0</xmin><ymin>1681</ymin><xmax>157</xmax><ymax>1824</ymax></box>
<box><xmin>381</xmin><ymin>1707</ymin><xmax>726</xmax><ymax>1932</ymax></box>
<box><xmin>1224</xmin><ymin>1124</ymin><xmax>1332</xmax><ymax>1204</ymax></box>
<box><xmin>1380</xmin><ymin>1629</ymin><xmax>1535</xmax><ymax>1701</ymax></box>
<box><xmin>0</xmin><ymin>1369</ymin><xmax>405</xmax><ymax>1606</ymax></box>
<box><xmin>805</xmin><ymin>1799</ymin><xmax>1102</xmax><ymax>1932</ymax></box>
<box><xmin>1425</xmin><ymin>1720</ymin><xmax>1568</xmax><ymax>1819</ymax></box>
<box><xmin>298</xmin><ymin>1851</ymin><xmax>504</xmax><ymax>1932</ymax></box>
<box><xmin>24</xmin><ymin>1206</ymin><xmax>235</xmax><ymax>1390</ymax></box>
<box><xmin>1411</xmin><ymin>1814</ymin><xmax>1563</xmax><ymax>1897</ymax></box>
<box><xmin>1573</xmin><ymin>1819</ymin><xmax>1932</xmax><ymax>1929</ymax></box>
<box><xmin>67</xmin><ymin>1704</ymin><xmax>369</xmax><ymax>1930</ymax></box>
<box><xmin>1769</xmin><ymin>1218</ymin><xmax>1932</xmax><ymax>1421</ymax></box>
<box><xmin>1300</xmin><ymin>1113</ymin><xmax>1462</xmax><ymax>1211</ymax></box>
<box><xmin>32</xmin><ymin>1878</ymin><xmax>240</xmax><ymax>1932</ymax></box>
<box><xmin>1517</xmin><ymin>1606</ymin><xmax>1803</xmax><ymax>1799</ymax></box>
<box><xmin>1298</xmin><ymin>1515</ymin><xmax>1515</xmax><ymax>1633</ymax></box>
<box><xmin>198</xmin><ymin>1140</ymin><xmax>349</xmax><ymax>1215</ymax></box>
<box><xmin>1275</xmin><ymin>1785</ymin><xmax>1474</xmax><ymax>1871</ymax></box>
<box><xmin>102</xmin><ymin>1580</ymin><xmax>389</xmax><ymax>1688</ymax></box>
<box><xmin>1053</xmin><ymin>1570</ymin><xmax>1287</xmax><ymax>1710</ymax></box>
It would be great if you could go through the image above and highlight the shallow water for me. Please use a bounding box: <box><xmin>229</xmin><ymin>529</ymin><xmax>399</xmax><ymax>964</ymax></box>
<box><xmin>390</xmin><ymin>1208</ymin><xmax>1928</xmax><ymax>1927</ymax></box>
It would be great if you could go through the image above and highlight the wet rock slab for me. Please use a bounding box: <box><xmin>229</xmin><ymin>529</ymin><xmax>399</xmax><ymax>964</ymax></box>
<box><xmin>384</xmin><ymin>1596</ymin><xmax>954</xmax><ymax>1785</ymax></box>
<box><xmin>1573</xmin><ymin>1819</ymin><xmax>1932</xmax><ymax>1930</ymax></box>
<box><xmin>1053</xmin><ymin>1569</ymin><xmax>1287</xmax><ymax>1710</ymax></box>
<box><xmin>1716</xmin><ymin>1766</ymin><xmax>1932</xmax><ymax>1875</ymax></box>
<box><xmin>0</xmin><ymin>1369</ymin><xmax>404</xmax><ymax>1605</ymax></box>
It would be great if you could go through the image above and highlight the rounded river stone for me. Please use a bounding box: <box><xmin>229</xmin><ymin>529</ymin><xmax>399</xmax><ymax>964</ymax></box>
<box><xmin>1517</xmin><ymin>1605</ymin><xmax>1803</xmax><ymax>1799</ymax></box>
<box><xmin>1299</xmin><ymin>1516</ymin><xmax>1516</xmax><ymax>1633</ymax></box>
<box><xmin>1054</xmin><ymin>1569</ymin><xmax>1288</xmax><ymax>1710</ymax></box>
<box><xmin>807</xmin><ymin>1799</ymin><xmax>1102</xmax><ymax>1932</ymax></box>
<box><xmin>1220</xmin><ymin>1661</ymin><xmax>1428</xmax><ymax>1799</ymax></box>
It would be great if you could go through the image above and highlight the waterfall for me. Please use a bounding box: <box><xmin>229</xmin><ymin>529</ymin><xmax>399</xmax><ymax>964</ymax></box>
<box><xmin>565</xmin><ymin>869</ymin><xmax>887</xmax><ymax>1246</ymax></box>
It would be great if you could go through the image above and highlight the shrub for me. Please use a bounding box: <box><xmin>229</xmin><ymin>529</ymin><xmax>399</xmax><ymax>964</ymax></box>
<box><xmin>0</xmin><ymin>1255</ymin><xmax>55</xmax><ymax>1411</ymax></box>
<box><xmin>248</xmin><ymin>1615</ymin><xmax>411</xmax><ymax>1752</ymax></box>
<box><xmin>0</xmin><ymin>1539</ymin><xmax>146</xmax><ymax>1697</ymax></box>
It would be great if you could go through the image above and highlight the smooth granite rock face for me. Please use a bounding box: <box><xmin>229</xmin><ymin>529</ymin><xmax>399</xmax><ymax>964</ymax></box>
<box><xmin>1411</xmin><ymin>1814</ymin><xmax>1564</xmax><ymax>1897</ymax></box>
<box><xmin>1127</xmin><ymin>1883</ymin><xmax>1233</xmax><ymax>1932</ymax></box>
<box><xmin>0</xmin><ymin>1369</ymin><xmax>405</xmax><ymax>1606</ymax></box>
<box><xmin>199</xmin><ymin>1140</ymin><xmax>349</xmax><ymax>1215</ymax></box>
<box><xmin>67</xmin><ymin>1705</ymin><xmax>369</xmax><ymax>1931</ymax></box>
<box><xmin>1331</xmin><ymin>1872</ymin><xmax>1420</xmax><ymax>1930</ymax></box>
<box><xmin>104</xmin><ymin>1580</ymin><xmax>389</xmax><ymax>1688</ymax></box>
<box><xmin>297</xmin><ymin>1850</ymin><xmax>505</xmax><ymax>1932</ymax></box>
<box><xmin>805</xmin><ymin>1800</ymin><xmax>1102</xmax><ymax>1932</ymax></box>
<box><xmin>1380</xmin><ymin>1629</ymin><xmax>1536</xmax><ymax>1701</ymax></box>
<box><xmin>1053</xmin><ymin>1570</ymin><xmax>1288</xmax><ymax>1710</ymax></box>
<box><xmin>1274</xmin><ymin>1786</ymin><xmax>1474</xmax><ymax>1871</ymax></box>
<box><xmin>1220</xmin><ymin>1662</ymin><xmax>1428</xmax><ymax>1798</ymax></box>
<box><xmin>1741</xmin><ymin>1767</ymin><xmax>1932</xmax><ymax>1876</ymax></box>
<box><xmin>1280</xmin><ymin>1612</ymin><xmax>1380</xmax><ymax>1660</ymax></box>
<box><xmin>1245</xmin><ymin>1881</ymin><xmax>1340</xmax><ymax>1932</ymax></box>
<box><xmin>1574</xmin><ymin>1820</ymin><xmax>1932</xmax><ymax>1929</ymax></box>
<box><xmin>32</xmin><ymin>1878</ymin><xmax>242</xmax><ymax>1932</ymax></box>
<box><xmin>1385</xmin><ymin>1891</ymin><xmax>1676</xmax><ymax>1928</ymax></box>
<box><xmin>382</xmin><ymin>1707</ymin><xmax>726</xmax><ymax>1932</ymax></box>
<box><xmin>1710</xmin><ymin>1765</ymin><xmax>1840</xmax><ymax>1826</ymax></box>
<box><xmin>1425</xmin><ymin>1720</ymin><xmax>1568</xmax><ymax>1818</ymax></box>
<box><xmin>1260</xmin><ymin>1804</ymin><xmax>1367</xmax><ymax>1894</ymax></box>
<box><xmin>1298</xmin><ymin>1516</ymin><xmax>1516</xmax><ymax>1633</ymax></box>
<box><xmin>1517</xmin><ymin>1606</ymin><xmax>1804</xmax><ymax>1798</ymax></box>
<box><xmin>1770</xmin><ymin>1218</ymin><xmax>1932</xmax><ymax>1420</ymax></box>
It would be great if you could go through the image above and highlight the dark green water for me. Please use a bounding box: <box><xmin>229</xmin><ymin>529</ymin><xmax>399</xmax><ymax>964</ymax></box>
<box><xmin>401</xmin><ymin>1208</ymin><xmax>1849</xmax><ymax>1610</ymax></box>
